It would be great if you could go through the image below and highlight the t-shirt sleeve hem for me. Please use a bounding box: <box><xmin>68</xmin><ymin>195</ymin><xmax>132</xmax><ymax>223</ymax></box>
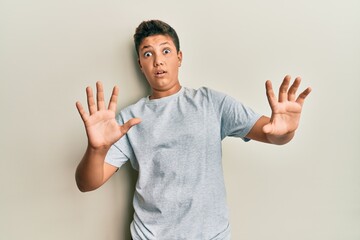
<box><xmin>105</xmin><ymin>156</ymin><xmax>127</xmax><ymax>169</ymax></box>
<box><xmin>241</xmin><ymin>113</ymin><xmax>262</xmax><ymax>142</ymax></box>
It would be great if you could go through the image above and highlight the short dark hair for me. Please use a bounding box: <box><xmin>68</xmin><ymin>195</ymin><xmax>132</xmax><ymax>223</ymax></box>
<box><xmin>134</xmin><ymin>20</ymin><xmax>180</xmax><ymax>56</ymax></box>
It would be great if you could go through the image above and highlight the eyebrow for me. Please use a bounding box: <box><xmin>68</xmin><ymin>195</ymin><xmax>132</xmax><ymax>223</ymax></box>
<box><xmin>141</xmin><ymin>41</ymin><xmax>171</xmax><ymax>51</ymax></box>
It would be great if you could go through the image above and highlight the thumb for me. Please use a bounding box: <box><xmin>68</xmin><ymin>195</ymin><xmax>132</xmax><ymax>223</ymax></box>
<box><xmin>120</xmin><ymin>118</ymin><xmax>142</xmax><ymax>134</ymax></box>
<box><xmin>262</xmin><ymin>123</ymin><xmax>273</xmax><ymax>134</ymax></box>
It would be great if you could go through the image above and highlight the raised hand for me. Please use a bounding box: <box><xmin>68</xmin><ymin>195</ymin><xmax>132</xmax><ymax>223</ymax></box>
<box><xmin>263</xmin><ymin>75</ymin><xmax>312</xmax><ymax>136</ymax></box>
<box><xmin>76</xmin><ymin>81</ymin><xmax>141</xmax><ymax>149</ymax></box>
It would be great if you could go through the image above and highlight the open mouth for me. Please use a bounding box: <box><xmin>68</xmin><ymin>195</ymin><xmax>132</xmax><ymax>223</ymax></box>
<box><xmin>155</xmin><ymin>70</ymin><xmax>167</xmax><ymax>76</ymax></box>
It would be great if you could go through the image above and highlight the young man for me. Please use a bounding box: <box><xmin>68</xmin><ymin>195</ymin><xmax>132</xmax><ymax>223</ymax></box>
<box><xmin>75</xmin><ymin>20</ymin><xmax>311</xmax><ymax>240</ymax></box>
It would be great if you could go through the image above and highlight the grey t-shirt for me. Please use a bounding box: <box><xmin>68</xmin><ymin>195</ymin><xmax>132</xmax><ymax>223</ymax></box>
<box><xmin>105</xmin><ymin>87</ymin><xmax>261</xmax><ymax>240</ymax></box>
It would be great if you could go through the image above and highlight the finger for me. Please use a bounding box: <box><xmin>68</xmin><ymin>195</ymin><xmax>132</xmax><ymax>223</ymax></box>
<box><xmin>278</xmin><ymin>75</ymin><xmax>291</xmax><ymax>102</ymax></box>
<box><xmin>262</xmin><ymin>122</ymin><xmax>273</xmax><ymax>134</ymax></box>
<box><xmin>76</xmin><ymin>101</ymin><xmax>89</xmax><ymax>122</ymax></box>
<box><xmin>96</xmin><ymin>81</ymin><xmax>106</xmax><ymax>111</ymax></box>
<box><xmin>119</xmin><ymin>118</ymin><xmax>142</xmax><ymax>135</ymax></box>
<box><xmin>265</xmin><ymin>80</ymin><xmax>277</xmax><ymax>112</ymax></box>
<box><xmin>296</xmin><ymin>87</ymin><xmax>312</xmax><ymax>106</ymax></box>
<box><xmin>288</xmin><ymin>76</ymin><xmax>301</xmax><ymax>101</ymax></box>
<box><xmin>108</xmin><ymin>86</ymin><xmax>119</xmax><ymax>112</ymax></box>
<box><xmin>86</xmin><ymin>86</ymin><xmax>97</xmax><ymax>115</ymax></box>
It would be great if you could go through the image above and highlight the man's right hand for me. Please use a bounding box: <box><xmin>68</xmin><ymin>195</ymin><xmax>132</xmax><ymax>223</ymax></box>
<box><xmin>76</xmin><ymin>81</ymin><xmax>141</xmax><ymax>150</ymax></box>
<box><xmin>75</xmin><ymin>81</ymin><xmax>141</xmax><ymax>192</ymax></box>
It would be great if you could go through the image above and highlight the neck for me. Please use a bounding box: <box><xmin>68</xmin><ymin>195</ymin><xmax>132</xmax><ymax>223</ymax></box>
<box><xmin>149</xmin><ymin>84</ymin><xmax>182</xmax><ymax>100</ymax></box>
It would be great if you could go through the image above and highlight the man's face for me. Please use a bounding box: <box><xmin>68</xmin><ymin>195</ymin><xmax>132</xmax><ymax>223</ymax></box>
<box><xmin>138</xmin><ymin>34</ymin><xmax>182</xmax><ymax>99</ymax></box>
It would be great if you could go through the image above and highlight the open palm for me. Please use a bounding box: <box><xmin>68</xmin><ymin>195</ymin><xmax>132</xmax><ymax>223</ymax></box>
<box><xmin>76</xmin><ymin>82</ymin><xmax>141</xmax><ymax>149</ymax></box>
<box><xmin>263</xmin><ymin>75</ymin><xmax>312</xmax><ymax>135</ymax></box>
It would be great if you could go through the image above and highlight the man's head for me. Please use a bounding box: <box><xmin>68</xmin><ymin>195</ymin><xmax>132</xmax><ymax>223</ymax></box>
<box><xmin>134</xmin><ymin>20</ymin><xmax>183</xmax><ymax>99</ymax></box>
<box><xmin>134</xmin><ymin>20</ymin><xmax>180</xmax><ymax>56</ymax></box>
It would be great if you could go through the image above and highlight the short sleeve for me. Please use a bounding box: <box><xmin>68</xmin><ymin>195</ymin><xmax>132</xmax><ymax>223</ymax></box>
<box><xmin>207</xmin><ymin>88</ymin><xmax>261</xmax><ymax>141</ymax></box>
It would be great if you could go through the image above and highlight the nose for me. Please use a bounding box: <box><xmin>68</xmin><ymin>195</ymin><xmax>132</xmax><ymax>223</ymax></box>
<box><xmin>153</xmin><ymin>54</ymin><xmax>164</xmax><ymax>67</ymax></box>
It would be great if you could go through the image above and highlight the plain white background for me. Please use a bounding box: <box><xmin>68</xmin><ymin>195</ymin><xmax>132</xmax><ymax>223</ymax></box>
<box><xmin>1</xmin><ymin>0</ymin><xmax>359</xmax><ymax>239</ymax></box>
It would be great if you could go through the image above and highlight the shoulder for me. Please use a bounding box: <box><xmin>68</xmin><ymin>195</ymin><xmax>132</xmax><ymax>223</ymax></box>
<box><xmin>116</xmin><ymin>97</ymin><xmax>147</xmax><ymax>122</ymax></box>
<box><xmin>124</xmin><ymin>96</ymin><xmax>148</xmax><ymax>111</ymax></box>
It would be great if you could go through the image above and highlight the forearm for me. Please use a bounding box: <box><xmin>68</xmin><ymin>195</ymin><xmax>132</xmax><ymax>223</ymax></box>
<box><xmin>75</xmin><ymin>145</ymin><xmax>109</xmax><ymax>192</ymax></box>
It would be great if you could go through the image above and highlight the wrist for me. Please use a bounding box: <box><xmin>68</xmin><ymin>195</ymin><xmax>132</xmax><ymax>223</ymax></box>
<box><xmin>266</xmin><ymin>131</ymin><xmax>295</xmax><ymax>145</ymax></box>
<box><xmin>86</xmin><ymin>144</ymin><xmax>110</xmax><ymax>156</ymax></box>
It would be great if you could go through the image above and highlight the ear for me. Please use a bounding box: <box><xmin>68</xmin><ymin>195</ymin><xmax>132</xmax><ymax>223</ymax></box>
<box><xmin>177</xmin><ymin>51</ymin><xmax>183</xmax><ymax>67</ymax></box>
<box><xmin>138</xmin><ymin>58</ymin><xmax>143</xmax><ymax>72</ymax></box>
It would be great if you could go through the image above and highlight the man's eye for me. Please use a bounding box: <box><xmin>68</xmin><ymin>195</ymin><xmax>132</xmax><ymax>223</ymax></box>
<box><xmin>163</xmin><ymin>49</ymin><xmax>171</xmax><ymax>54</ymax></box>
<box><xmin>144</xmin><ymin>52</ymin><xmax>152</xmax><ymax>57</ymax></box>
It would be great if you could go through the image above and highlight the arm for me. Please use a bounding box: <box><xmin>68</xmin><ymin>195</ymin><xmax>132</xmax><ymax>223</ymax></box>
<box><xmin>75</xmin><ymin>146</ymin><xmax>118</xmax><ymax>192</ymax></box>
<box><xmin>75</xmin><ymin>81</ymin><xmax>141</xmax><ymax>192</ymax></box>
<box><xmin>245</xmin><ymin>75</ymin><xmax>311</xmax><ymax>145</ymax></box>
